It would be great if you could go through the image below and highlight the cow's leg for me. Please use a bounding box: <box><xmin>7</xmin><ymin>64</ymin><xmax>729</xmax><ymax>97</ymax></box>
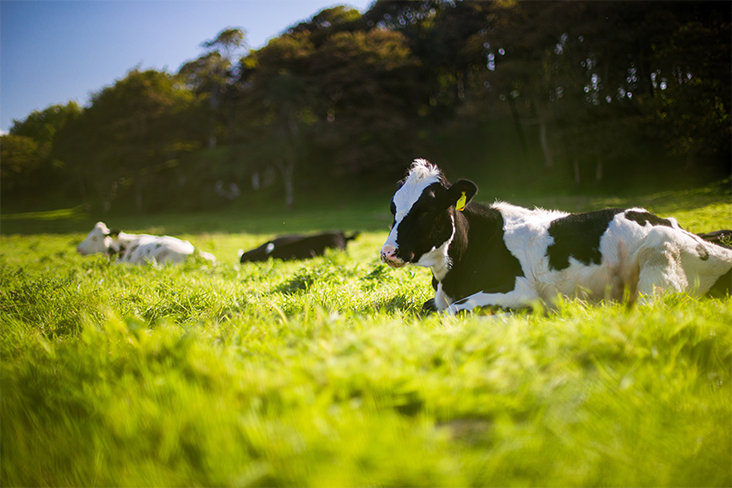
<box><xmin>443</xmin><ymin>279</ymin><xmax>539</xmax><ymax>314</ymax></box>
<box><xmin>444</xmin><ymin>290</ymin><xmax>536</xmax><ymax>314</ymax></box>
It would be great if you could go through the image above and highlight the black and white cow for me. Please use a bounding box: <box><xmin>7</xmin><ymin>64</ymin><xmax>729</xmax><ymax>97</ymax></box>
<box><xmin>239</xmin><ymin>231</ymin><xmax>359</xmax><ymax>263</ymax></box>
<box><xmin>77</xmin><ymin>221</ymin><xmax>216</xmax><ymax>265</ymax></box>
<box><xmin>380</xmin><ymin>159</ymin><xmax>732</xmax><ymax>314</ymax></box>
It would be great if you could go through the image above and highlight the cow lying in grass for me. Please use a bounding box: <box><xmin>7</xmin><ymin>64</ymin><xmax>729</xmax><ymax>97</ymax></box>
<box><xmin>77</xmin><ymin>222</ymin><xmax>216</xmax><ymax>265</ymax></box>
<box><xmin>239</xmin><ymin>231</ymin><xmax>359</xmax><ymax>263</ymax></box>
<box><xmin>381</xmin><ymin>159</ymin><xmax>732</xmax><ymax>314</ymax></box>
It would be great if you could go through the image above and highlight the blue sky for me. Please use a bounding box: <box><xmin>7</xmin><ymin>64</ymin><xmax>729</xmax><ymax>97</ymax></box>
<box><xmin>0</xmin><ymin>0</ymin><xmax>374</xmax><ymax>133</ymax></box>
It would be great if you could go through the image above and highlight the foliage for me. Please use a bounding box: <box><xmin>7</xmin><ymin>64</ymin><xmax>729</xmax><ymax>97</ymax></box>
<box><xmin>1</xmin><ymin>102</ymin><xmax>81</xmax><ymax>200</ymax></box>
<box><xmin>9</xmin><ymin>101</ymin><xmax>82</xmax><ymax>145</ymax></box>
<box><xmin>0</xmin><ymin>135</ymin><xmax>50</xmax><ymax>192</ymax></box>
<box><xmin>179</xmin><ymin>27</ymin><xmax>248</xmax><ymax>148</ymax></box>
<box><xmin>1</xmin><ymin>190</ymin><xmax>731</xmax><ymax>486</ymax></box>
<box><xmin>58</xmin><ymin>69</ymin><xmax>203</xmax><ymax>214</ymax></box>
<box><xmin>3</xmin><ymin>1</ymin><xmax>731</xmax><ymax>214</ymax></box>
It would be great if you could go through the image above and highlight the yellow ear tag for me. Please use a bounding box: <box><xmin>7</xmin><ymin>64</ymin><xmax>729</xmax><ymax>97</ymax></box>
<box><xmin>456</xmin><ymin>192</ymin><xmax>467</xmax><ymax>211</ymax></box>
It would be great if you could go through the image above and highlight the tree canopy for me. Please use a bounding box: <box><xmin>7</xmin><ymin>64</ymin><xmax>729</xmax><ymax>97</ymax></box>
<box><xmin>4</xmin><ymin>1</ymin><xmax>730</xmax><ymax>213</ymax></box>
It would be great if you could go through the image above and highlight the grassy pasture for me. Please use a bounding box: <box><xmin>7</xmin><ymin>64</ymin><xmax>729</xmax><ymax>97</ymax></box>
<box><xmin>1</xmin><ymin>185</ymin><xmax>731</xmax><ymax>487</ymax></box>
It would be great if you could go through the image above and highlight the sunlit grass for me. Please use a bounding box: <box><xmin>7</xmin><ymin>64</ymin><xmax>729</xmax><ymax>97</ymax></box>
<box><xmin>1</xmin><ymin>186</ymin><xmax>731</xmax><ymax>486</ymax></box>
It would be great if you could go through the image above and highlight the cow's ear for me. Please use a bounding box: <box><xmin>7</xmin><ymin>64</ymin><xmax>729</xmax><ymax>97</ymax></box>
<box><xmin>445</xmin><ymin>179</ymin><xmax>477</xmax><ymax>211</ymax></box>
<box><xmin>108</xmin><ymin>228</ymin><xmax>121</xmax><ymax>238</ymax></box>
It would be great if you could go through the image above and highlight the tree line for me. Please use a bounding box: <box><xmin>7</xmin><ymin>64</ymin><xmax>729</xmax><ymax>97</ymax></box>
<box><xmin>3</xmin><ymin>0</ymin><xmax>730</xmax><ymax>214</ymax></box>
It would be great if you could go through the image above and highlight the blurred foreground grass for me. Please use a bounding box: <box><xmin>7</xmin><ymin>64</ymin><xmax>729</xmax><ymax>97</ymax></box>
<box><xmin>1</xmin><ymin>183</ymin><xmax>730</xmax><ymax>486</ymax></box>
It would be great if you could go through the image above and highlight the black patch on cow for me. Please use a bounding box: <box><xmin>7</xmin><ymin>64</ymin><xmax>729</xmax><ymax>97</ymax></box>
<box><xmin>625</xmin><ymin>211</ymin><xmax>673</xmax><ymax>228</ymax></box>
<box><xmin>707</xmin><ymin>267</ymin><xmax>732</xmax><ymax>298</ymax></box>
<box><xmin>155</xmin><ymin>243</ymin><xmax>162</xmax><ymax>249</ymax></box>
<box><xmin>547</xmin><ymin>208</ymin><xmax>626</xmax><ymax>270</ymax></box>
<box><xmin>440</xmin><ymin>205</ymin><xmax>524</xmax><ymax>301</ymax></box>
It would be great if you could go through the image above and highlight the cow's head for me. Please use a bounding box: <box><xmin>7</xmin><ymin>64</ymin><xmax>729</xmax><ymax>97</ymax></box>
<box><xmin>76</xmin><ymin>222</ymin><xmax>120</xmax><ymax>255</ymax></box>
<box><xmin>381</xmin><ymin>159</ymin><xmax>477</xmax><ymax>269</ymax></box>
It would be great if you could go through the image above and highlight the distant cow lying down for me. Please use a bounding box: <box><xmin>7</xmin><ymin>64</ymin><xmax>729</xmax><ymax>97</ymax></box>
<box><xmin>239</xmin><ymin>231</ymin><xmax>359</xmax><ymax>263</ymax></box>
<box><xmin>380</xmin><ymin>159</ymin><xmax>732</xmax><ymax>314</ymax></box>
<box><xmin>77</xmin><ymin>222</ymin><xmax>216</xmax><ymax>265</ymax></box>
<box><xmin>697</xmin><ymin>230</ymin><xmax>732</xmax><ymax>249</ymax></box>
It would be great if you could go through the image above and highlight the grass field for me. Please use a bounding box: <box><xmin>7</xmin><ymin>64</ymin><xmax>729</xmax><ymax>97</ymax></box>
<box><xmin>1</xmin><ymin>184</ymin><xmax>731</xmax><ymax>487</ymax></box>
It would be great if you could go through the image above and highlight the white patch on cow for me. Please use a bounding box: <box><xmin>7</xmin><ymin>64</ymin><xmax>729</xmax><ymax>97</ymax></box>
<box><xmin>266</xmin><ymin>242</ymin><xmax>275</xmax><ymax>254</ymax></box>
<box><xmin>120</xmin><ymin>235</ymin><xmax>195</xmax><ymax>265</ymax></box>
<box><xmin>382</xmin><ymin>159</ymin><xmax>443</xmax><ymax>253</ymax></box>
<box><xmin>434</xmin><ymin>282</ymin><xmax>452</xmax><ymax>311</ymax></box>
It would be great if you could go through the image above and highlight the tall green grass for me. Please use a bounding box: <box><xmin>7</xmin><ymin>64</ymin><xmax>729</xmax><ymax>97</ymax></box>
<box><xmin>1</xmin><ymin>191</ymin><xmax>730</xmax><ymax>486</ymax></box>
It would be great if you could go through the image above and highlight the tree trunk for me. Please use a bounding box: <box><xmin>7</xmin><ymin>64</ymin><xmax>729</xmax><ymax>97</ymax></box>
<box><xmin>275</xmin><ymin>159</ymin><xmax>295</xmax><ymax>209</ymax></box>
<box><xmin>284</xmin><ymin>172</ymin><xmax>294</xmax><ymax>209</ymax></box>
<box><xmin>595</xmin><ymin>156</ymin><xmax>603</xmax><ymax>182</ymax></box>
<box><xmin>227</xmin><ymin>96</ymin><xmax>234</xmax><ymax>145</ymax></box>
<box><xmin>533</xmin><ymin>97</ymin><xmax>554</xmax><ymax>169</ymax></box>
<box><xmin>685</xmin><ymin>150</ymin><xmax>695</xmax><ymax>171</ymax></box>
<box><xmin>209</xmin><ymin>84</ymin><xmax>220</xmax><ymax>149</ymax></box>
<box><xmin>135</xmin><ymin>179</ymin><xmax>144</xmax><ymax>214</ymax></box>
<box><xmin>507</xmin><ymin>96</ymin><xmax>528</xmax><ymax>156</ymax></box>
<box><xmin>539</xmin><ymin>119</ymin><xmax>553</xmax><ymax>169</ymax></box>
<box><xmin>77</xmin><ymin>169</ymin><xmax>90</xmax><ymax>212</ymax></box>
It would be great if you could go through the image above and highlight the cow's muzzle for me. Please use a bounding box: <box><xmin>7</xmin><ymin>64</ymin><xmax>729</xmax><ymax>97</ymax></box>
<box><xmin>380</xmin><ymin>245</ymin><xmax>406</xmax><ymax>268</ymax></box>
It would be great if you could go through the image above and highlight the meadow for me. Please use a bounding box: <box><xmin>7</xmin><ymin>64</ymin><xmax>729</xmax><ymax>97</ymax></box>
<box><xmin>1</xmin><ymin>184</ymin><xmax>731</xmax><ymax>487</ymax></box>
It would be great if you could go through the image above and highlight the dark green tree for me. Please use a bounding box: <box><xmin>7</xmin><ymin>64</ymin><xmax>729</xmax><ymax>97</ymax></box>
<box><xmin>645</xmin><ymin>4</ymin><xmax>731</xmax><ymax>173</ymax></box>
<box><xmin>179</xmin><ymin>28</ymin><xmax>247</xmax><ymax>148</ymax></box>
<box><xmin>10</xmin><ymin>101</ymin><xmax>82</xmax><ymax>145</ymax></box>
<box><xmin>0</xmin><ymin>134</ymin><xmax>49</xmax><ymax>194</ymax></box>
<box><xmin>65</xmin><ymin>69</ymin><xmax>200</xmax><ymax>213</ymax></box>
<box><xmin>2</xmin><ymin>101</ymin><xmax>82</xmax><ymax>202</ymax></box>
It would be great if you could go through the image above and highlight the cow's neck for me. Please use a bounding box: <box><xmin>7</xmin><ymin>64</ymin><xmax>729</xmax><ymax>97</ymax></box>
<box><xmin>442</xmin><ymin>209</ymin><xmax>470</xmax><ymax>278</ymax></box>
<box><xmin>420</xmin><ymin>209</ymin><xmax>472</xmax><ymax>283</ymax></box>
<box><xmin>416</xmin><ymin>214</ymin><xmax>456</xmax><ymax>282</ymax></box>
<box><xmin>109</xmin><ymin>232</ymin><xmax>140</xmax><ymax>255</ymax></box>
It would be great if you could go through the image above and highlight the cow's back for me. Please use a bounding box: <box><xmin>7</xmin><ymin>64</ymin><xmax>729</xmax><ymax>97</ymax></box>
<box><xmin>496</xmin><ymin>205</ymin><xmax>691</xmax><ymax>301</ymax></box>
<box><xmin>119</xmin><ymin>235</ymin><xmax>195</xmax><ymax>264</ymax></box>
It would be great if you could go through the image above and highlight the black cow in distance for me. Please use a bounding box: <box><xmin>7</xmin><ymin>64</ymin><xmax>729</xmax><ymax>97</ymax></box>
<box><xmin>240</xmin><ymin>231</ymin><xmax>359</xmax><ymax>263</ymax></box>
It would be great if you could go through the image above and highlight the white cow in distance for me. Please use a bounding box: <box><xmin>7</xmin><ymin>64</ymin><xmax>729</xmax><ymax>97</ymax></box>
<box><xmin>76</xmin><ymin>221</ymin><xmax>216</xmax><ymax>265</ymax></box>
